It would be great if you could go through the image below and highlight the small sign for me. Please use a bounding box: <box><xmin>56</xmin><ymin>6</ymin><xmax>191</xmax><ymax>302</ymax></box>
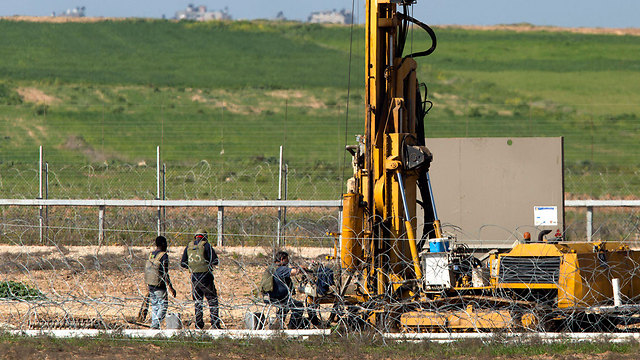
<box><xmin>534</xmin><ymin>206</ymin><xmax>558</xmax><ymax>226</ymax></box>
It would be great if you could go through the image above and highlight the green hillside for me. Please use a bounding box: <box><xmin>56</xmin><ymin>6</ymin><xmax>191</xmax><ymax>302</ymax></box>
<box><xmin>0</xmin><ymin>19</ymin><xmax>639</xmax><ymax>199</ymax></box>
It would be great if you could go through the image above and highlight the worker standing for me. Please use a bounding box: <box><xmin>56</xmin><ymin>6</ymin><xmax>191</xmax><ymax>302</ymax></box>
<box><xmin>181</xmin><ymin>229</ymin><xmax>221</xmax><ymax>329</ymax></box>
<box><xmin>145</xmin><ymin>235</ymin><xmax>177</xmax><ymax>329</ymax></box>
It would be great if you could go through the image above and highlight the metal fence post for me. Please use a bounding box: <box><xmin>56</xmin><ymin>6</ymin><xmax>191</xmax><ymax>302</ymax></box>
<box><xmin>338</xmin><ymin>207</ymin><xmax>343</xmax><ymax>260</ymax></box>
<box><xmin>283</xmin><ymin>163</ymin><xmax>288</xmax><ymax>246</ymax></box>
<box><xmin>156</xmin><ymin>146</ymin><xmax>162</xmax><ymax>237</ymax></box>
<box><xmin>217</xmin><ymin>206</ymin><xmax>224</xmax><ymax>247</ymax></box>
<box><xmin>586</xmin><ymin>206</ymin><xmax>593</xmax><ymax>242</ymax></box>
<box><xmin>44</xmin><ymin>162</ymin><xmax>48</xmax><ymax>241</ymax></box>
<box><xmin>98</xmin><ymin>205</ymin><xmax>105</xmax><ymax>245</ymax></box>
<box><xmin>38</xmin><ymin>146</ymin><xmax>44</xmax><ymax>243</ymax></box>
<box><xmin>162</xmin><ymin>163</ymin><xmax>166</xmax><ymax>234</ymax></box>
<box><xmin>277</xmin><ymin>145</ymin><xmax>283</xmax><ymax>247</ymax></box>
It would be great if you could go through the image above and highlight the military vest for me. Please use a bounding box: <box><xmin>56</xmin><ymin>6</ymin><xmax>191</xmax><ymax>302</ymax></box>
<box><xmin>144</xmin><ymin>251</ymin><xmax>166</xmax><ymax>286</ymax></box>
<box><xmin>260</xmin><ymin>264</ymin><xmax>276</xmax><ymax>294</ymax></box>
<box><xmin>187</xmin><ymin>240</ymin><xmax>209</xmax><ymax>273</ymax></box>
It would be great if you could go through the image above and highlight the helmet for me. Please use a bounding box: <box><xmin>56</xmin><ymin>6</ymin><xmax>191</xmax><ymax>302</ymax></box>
<box><xmin>194</xmin><ymin>229</ymin><xmax>208</xmax><ymax>240</ymax></box>
<box><xmin>523</xmin><ymin>232</ymin><xmax>531</xmax><ymax>240</ymax></box>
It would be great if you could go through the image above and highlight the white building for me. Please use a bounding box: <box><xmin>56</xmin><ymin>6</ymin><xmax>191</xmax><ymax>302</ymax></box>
<box><xmin>308</xmin><ymin>9</ymin><xmax>352</xmax><ymax>24</ymax></box>
<box><xmin>53</xmin><ymin>6</ymin><xmax>86</xmax><ymax>17</ymax></box>
<box><xmin>175</xmin><ymin>4</ymin><xmax>232</xmax><ymax>21</ymax></box>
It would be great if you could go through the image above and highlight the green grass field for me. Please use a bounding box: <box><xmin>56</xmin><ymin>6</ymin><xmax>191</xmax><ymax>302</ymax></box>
<box><xmin>0</xmin><ymin>20</ymin><xmax>639</xmax><ymax>199</ymax></box>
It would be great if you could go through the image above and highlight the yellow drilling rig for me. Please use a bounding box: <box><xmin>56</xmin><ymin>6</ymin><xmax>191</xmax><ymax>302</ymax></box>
<box><xmin>325</xmin><ymin>0</ymin><xmax>640</xmax><ymax>332</ymax></box>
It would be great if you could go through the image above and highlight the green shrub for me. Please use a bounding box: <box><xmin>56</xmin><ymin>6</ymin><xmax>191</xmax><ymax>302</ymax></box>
<box><xmin>0</xmin><ymin>281</ymin><xmax>45</xmax><ymax>300</ymax></box>
<box><xmin>0</xmin><ymin>83</ymin><xmax>22</xmax><ymax>105</ymax></box>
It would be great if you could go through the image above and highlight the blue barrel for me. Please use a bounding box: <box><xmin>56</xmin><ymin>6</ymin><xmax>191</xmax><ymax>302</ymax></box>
<box><xmin>429</xmin><ymin>238</ymin><xmax>449</xmax><ymax>253</ymax></box>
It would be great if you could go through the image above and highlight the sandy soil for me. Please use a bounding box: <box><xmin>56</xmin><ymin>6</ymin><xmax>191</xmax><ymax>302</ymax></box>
<box><xmin>0</xmin><ymin>246</ymin><xmax>333</xmax><ymax>330</ymax></box>
<box><xmin>0</xmin><ymin>16</ymin><xmax>132</xmax><ymax>23</ymax></box>
<box><xmin>439</xmin><ymin>24</ymin><xmax>640</xmax><ymax>36</ymax></box>
<box><xmin>16</xmin><ymin>87</ymin><xmax>60</xmax><ymax>105</ymax></box>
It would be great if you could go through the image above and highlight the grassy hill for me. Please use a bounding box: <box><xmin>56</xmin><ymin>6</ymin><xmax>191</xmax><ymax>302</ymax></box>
<box><xmin>0</xmin><ymin>19</ymin><xmax>639</xmax><ymax>199</ymax></box>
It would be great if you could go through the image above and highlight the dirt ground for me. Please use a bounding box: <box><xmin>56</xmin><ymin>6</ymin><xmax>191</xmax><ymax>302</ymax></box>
<box><xmin>0</xmin><ymin>245</ymin><xmax>332</xmax><ymax>330</ymax></box>
<box><xmin>438</xmin><ymin>24</ymin><xmax>640</xmax><ymax>36</ymax></box>
<box><xmin>0</xmin><ymin>16</ymin><xmax>132</xmax><ymax>23</ymax></box>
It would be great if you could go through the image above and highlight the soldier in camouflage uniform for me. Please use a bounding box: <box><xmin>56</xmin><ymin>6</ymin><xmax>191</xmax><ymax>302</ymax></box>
<box><xmin>180</xmin><ymin>229</ymin><xmax>221</xmax><ymax>329</ymax></box>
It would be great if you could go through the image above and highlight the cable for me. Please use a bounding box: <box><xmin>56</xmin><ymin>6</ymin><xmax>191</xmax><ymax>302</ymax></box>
<box><xmin>340</xmin><ymin>0</ymin><xmax>357</xmax><ymax>197</ymax></box>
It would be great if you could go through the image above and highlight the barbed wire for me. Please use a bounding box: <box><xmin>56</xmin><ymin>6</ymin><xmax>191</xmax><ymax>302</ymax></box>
<box><xmin>2</xmin><ymin>97</ymin><xmax>640</xmax><ymax>333</ymax></box>
<box><xmin>0</xmin><ymin>206</ymin><xmax>640</xmax><ymax>333</ymax></box>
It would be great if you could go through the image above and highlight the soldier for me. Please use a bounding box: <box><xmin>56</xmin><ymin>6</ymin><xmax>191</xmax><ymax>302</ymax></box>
<box><xmin>181</xmin><ymin>229</ymin><xmax>221</xmax><ymax>329</ymax></box>
<box><xmin>145</xmin><ymin>235</ymin><xmax>177</xmax><ymax>329</ymax></box>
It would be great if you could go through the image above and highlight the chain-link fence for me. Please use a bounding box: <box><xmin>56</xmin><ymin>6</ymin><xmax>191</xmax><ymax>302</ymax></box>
<box><xmin>2</xmin><ymin>100</ymin><xmax>639</xmax><ymax>200</ymax></box>
<box><xmin>0</xmin><ymin>99</ymin><xmax>361</xmax><ymax>201</ymax></box>
<box><xmin>2</xmin><ymin>97</ymin><xmax>640</xmax><ymax>333</ymax></box>
<box><xmin>0</xmin><ymin>202</ymin><xmax>341</xmax><ymax>331</ymax></box>
<box><xmin>2</xmin><ymin>205</ymin><xmax>640</xmax><ymax>333</ymax></box>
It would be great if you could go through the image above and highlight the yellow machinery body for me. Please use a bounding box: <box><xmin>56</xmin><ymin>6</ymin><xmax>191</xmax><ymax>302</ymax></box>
<box><xmin>337</xmin><ymin>0</ymin><xmax>640</xmax><ymax>332</ymax></box>
<box><xmin>493</xmin><ymin>241</ymin><xmax>640</xmax><ymax>309</ymax></box>
<box><xmin>399</xmin><ymin>241</ymin><xmax>640</xmax><ymax>331</ymax></box>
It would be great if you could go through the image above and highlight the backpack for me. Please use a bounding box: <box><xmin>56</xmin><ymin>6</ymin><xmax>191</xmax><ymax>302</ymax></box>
<box><xmin>186</xmin><ymin>240</ymin><xmax>209</xmax><ymax>273</ymax></box>
<box><xmin>144</xmin><ymin>251</ymin><xmax>166</xmax><ymax>286</ymax></box>
<box><xmin>260</xmin><ymin>265</ymin><xmax>276</xmax><ymax>294</ymax></box>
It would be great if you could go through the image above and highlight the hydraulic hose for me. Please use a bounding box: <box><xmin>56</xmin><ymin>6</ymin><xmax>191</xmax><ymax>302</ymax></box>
<box><xmin>396</xmin><ymin>13</ymin><xmax>437</xmax><ymax>59</ymax></box>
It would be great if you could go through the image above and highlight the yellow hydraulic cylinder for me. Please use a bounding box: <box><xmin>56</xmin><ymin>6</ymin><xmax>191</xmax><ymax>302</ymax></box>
<box><xmin>396</xmin><ymin>172</ymin><xmax>423</xmax><ymax>280</ymax></box>
<box><xmin>433</xmin><ymin>219</ymin><xmax>443</xmax><ymax>239</ymax></box>
<box><xmin>341</xmin><ymin>192</ymin><xmax>364</xmax><ymax>271</ymax></box>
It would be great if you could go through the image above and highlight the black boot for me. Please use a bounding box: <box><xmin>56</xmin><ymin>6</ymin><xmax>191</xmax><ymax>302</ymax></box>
<box><xmin>309</xmin><ymin>315</ymin><xmax>322</xmax><ymax>327</ymax></box>
<box><xmin>211</xmin><ymin>318</ymin><xmax>222</xmax><ymax>329</ymax></box>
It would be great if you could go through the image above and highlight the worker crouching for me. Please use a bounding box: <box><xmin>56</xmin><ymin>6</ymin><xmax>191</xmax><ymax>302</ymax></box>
<box><xmin>181</xmin><ymin>229</ymin><xmax>222</xmax><ymax>329</ymax></box>
<box><xmin>262</xmin><ymin>251</ymin><xmax>307</xmax><ymax>329</ymax></box>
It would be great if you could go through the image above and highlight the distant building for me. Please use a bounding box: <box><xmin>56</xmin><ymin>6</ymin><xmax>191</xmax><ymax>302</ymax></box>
<box><xmin>274</xmin><ymin>11</ymin><xmax>287</xmax><ymax>22</ymax></box>
<box><xmin>175</xmin><ymin>4</ymin><xmax>232</xmax><ymax>21</ymax></box>
<box><xmin>53</xmin><ymin>6</ymin><xmax>86</xmax><ymax>17</ymax></box>
<box><xmin>308</xmin><ymin>9</ymin><xmax>352</xmax><ymax>24</ymax></box>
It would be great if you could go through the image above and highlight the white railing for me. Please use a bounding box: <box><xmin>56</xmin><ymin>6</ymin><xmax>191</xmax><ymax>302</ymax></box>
<box><xmin>0</xmin><ymin>199</ymin><xmax>343</xmax><ymax>247</ymax></box>
<box><xmin>2</xmin><ymin>198</ymin><xmax>636</xmax><ymax>246</ymax></box>
<box><xmin>565</xmin><ymin>200</ymin><xmax>640</xmax><ymax>242</ymax></box>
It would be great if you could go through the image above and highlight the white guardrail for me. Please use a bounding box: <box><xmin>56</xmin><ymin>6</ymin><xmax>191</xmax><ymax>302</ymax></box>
<box><xmin>565</xmin><ymin>200</ymin><xmax>640</xmax><ymax>242</ymax></box>
<box><xmin>0</xmin><ymin>199</ymin><xmax>343</xmax><ymax>246</ymax></box>
<box><xmin>0</xmin><ymin>199</ymin><xmax>635</xmax><ymax>244</ymax></box>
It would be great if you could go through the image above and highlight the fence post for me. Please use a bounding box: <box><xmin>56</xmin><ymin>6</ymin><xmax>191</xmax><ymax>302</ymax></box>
<box><xmin>283</xmin><ymin>163</ymin><xmax>288</xmax><ymax>245</ymax></box>
<box><xmin>586</xmin><ymin>206</ymin><xmax>593</xmax><ymax>242</ymax></box>
<box><xmin>44</xmin><ymin>162</ymin><xmax>49</xmax><ymax>241</ymax></box>
<box><xmin>38</xmin><ymin>146</ymin><xmax>44</xmax><ymax>243</ymax></box>
<box><xmin>98</xmin><ymin>205</ymin><xmax>105</xmax><ymax>245</ymax></box>
<box><xmin>217</xmin><ymin>206</ymin><xmax>224</xmax><ymax>247</ymax></box>
<box><xmin>277</xmin><ymin>145</ymin><xmax>283</xmax><ymax>247</ymax></box>
<box><xmin>162</xmin><ymin>163</ymin><xmax>166</xmax><ymax>234</ymax></box>
<box><xmin>156</xmin><ymin>146</ymin><xmax>162</xmax><ymax>236</ymax></box>
<box><xmin>338</xmin><ymin>207</ymin><xmax>343</xmax><ymax>260</ymax></box>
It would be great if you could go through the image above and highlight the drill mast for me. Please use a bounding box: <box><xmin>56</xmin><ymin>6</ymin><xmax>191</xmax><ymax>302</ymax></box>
<box><xmin>341</xmin><ymin>0</ymin><xmax>437</xmax><ymax>302</ymax></box>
